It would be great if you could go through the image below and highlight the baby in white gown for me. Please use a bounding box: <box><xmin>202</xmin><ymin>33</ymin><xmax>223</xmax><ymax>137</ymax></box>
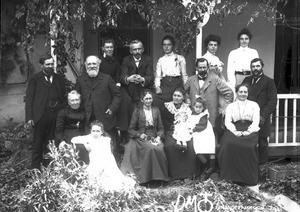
<box><xmin>71</xmin><ymin>121</ymin><xmax>135</xmax><ymax>192</ymax></box>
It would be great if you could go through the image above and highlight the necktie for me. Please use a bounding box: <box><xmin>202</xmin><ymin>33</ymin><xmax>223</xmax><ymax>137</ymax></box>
<box><xmin>45</xmin><ymin>74</ymin><xmax>52</xmax><ymax>83</ymax></box>
<box><xmin>252</xmin><ymin>77</ymin><xmax>261</xmax><ymax>85</ymax></box>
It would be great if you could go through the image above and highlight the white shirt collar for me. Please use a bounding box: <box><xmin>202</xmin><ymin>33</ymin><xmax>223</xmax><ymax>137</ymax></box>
<box><xmin>133</xmin><ymin>56</ymin><xmax>141</xmax><ymax>62</ymax></box>
<box><xmin>165</xmin><ymin>52</ymin><xmax>175</xmax><ymax>57</ymax></box>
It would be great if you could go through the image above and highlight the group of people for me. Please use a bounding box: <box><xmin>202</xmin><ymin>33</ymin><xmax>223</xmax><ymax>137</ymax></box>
<box><xmin>25</xmin><ymin>28</ymin><xmax>277</xmax><ymax>190</ymax></box>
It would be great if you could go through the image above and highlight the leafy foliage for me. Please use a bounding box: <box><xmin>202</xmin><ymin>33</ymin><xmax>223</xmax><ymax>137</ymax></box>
<box><xmin>1</xmin><ymin>0</ymin><xmax>288</xmax><ymax>73</ymax></box>
<box><xmin>0</xmin><ymin>123</ymin><xmax>297</xmax><ymax>212</ymax></box>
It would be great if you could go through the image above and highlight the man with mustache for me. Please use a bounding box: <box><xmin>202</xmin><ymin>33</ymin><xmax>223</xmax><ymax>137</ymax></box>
<box><xmin>242</xmin><ymin>58</ymin><xmax>277</xmax><ymax>165</ymax></box>
<box><xmin>184</xmin><ymin>58</ymin><xmax>234</xmax><ymax>178</ymax></box>
<box><xmin>121</xmin><ymin>39</ymin><xmax>154</xmax><ymax>108</ymax></box>
<box><xmin>25</xmin><ymin>54</ymin><xmax>66</xmax><ymax>169</ymax></box>
<box><xmin>75</xmin><ymin>55</ymin><xmax>122</xmax><ymax>150</ymax></box>
<box><xmin>99</xmin><ymin>38</ymin><xmax>133</xmax><ymax>151</ymax></box>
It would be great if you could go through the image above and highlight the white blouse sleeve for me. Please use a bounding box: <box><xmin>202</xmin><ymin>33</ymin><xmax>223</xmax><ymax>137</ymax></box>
<box><xmin>155</xmin><ymin>58</ymin><xmax>163</xmax><ymax>88</ymax></box>
<box><xmin>247</xmin><ymin>101</ymin><xmax>260</xmax><ymax>133</ymax></box>
<box><xmin>179</xmin><ymin>55</ymin><xmax>188</xmax><ymax>85</ymax></box>
<box><xmin>224</xmin><ymin>103</ymin><xmax>237</xmax><ymax>133</ymax></box>
<box><xmin>227</xmin><ymin>50</ymin><xmax>236</xmax><ymax>88</ymax></box>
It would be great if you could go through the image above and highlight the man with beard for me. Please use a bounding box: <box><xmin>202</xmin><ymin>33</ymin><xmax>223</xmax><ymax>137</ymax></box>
<box><xmin>121</xmin><ymin>40</ymin><xmax>154</xmax><ymax>108</ymax></box>
<box><xmin>25</xmin><ymin>54</ymin><xmax>66</xmax><ymax>169</ymax></box>
<box><xmin>243</xmin><ymin>58</ymin><xmax>277</xmax><ymax>165</ymax></box>
<box><xmin>184</xmin><ymin>58</ymin><xmax>233</xmax><ymax>177</ymax></box>
<box><xmin>75</xmin><ymin>55</ymin><xmax>122</xmax><ymax>151</ymax></box>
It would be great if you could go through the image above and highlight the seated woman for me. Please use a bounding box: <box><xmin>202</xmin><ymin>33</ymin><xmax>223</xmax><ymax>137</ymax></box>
<box><xmin>218</xmin><ymin>84</ymin><xmax>260</xmax><ymax>186</ymax></box>
<box><xmin>55</xmin><ymin>90</ymin><xmax>88</xmax><ymax>163</ymax></box>
<box><xmin>71</xmin><ymin>120</ymin><xmax>135</xmax><ymax>192</ymax></box>
<box><xmin>120</xmin><ymin>90</ymin><xmax>169</xmax><ymax>185</ymax></box>
<box><xmin>163</xmin><ymin>87</ymin><xmax>201</xmax><ymax>180</ymax></box>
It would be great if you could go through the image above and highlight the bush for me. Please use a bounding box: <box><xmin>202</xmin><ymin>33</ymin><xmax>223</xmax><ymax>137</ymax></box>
<box><xmin>16</xmin><ymin>141</ymin><xmax>143</xmax><ymax>212</ymax></box>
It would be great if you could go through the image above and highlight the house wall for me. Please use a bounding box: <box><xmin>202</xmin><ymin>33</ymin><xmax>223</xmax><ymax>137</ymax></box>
<box><xmin>201</xmin><ymin>1</ymin><xmax>276</xmax><ymax>79</ymax></box>
<box><xmin>0</xmin><ymin>0</ymin><xmax>276</xmax><ymax>126</ymax></box>
<box><xmin>152</xmin><ymin>0</ymin><xmax>275</xmax><ymax>78</ymax></box>
<box><xmin>0</xmin><ymin>17</ymin><xmax>83</xmax><ymax>127</ymax></box>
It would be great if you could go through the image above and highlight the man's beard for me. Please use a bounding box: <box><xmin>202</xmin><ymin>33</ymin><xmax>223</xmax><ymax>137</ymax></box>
<box><xmin>44</xmin><ymin>67</ymin><xmax>54</xmax><ymax>76</ymax></box>
<box><xmin>134</xmin><ymin>54</ymin><xmax>141</xmax><ymax>59</ymax></box>
<box><xmin>87</xmin><ymin>69</ymin><xmax>99</xmax><ymax>77</ymax></box>
<box><xmin>198</xmin><ymin>71</ymin><xmax>208</xmax><ymax>78</ymax></box>
<box><xmin>252</xmin><ymin>69</ymin><xmax>262</xmax><ymax>77</ymax></box>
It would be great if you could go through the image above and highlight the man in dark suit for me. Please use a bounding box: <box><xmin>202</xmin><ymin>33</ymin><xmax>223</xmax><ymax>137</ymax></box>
<box><xmin>121</xmin><ymin>40</ymin><xmax>154</xmax><ymax>107</ymax></box>
<box><xmin>243</xmin><ymin>58</ymin><xmax>277</xmax><ymax>164</ymax></box>
<box><xmin>25</xmin><ymin>54</ymin><xmax>66</xmax><ymax>169</ymax></box>
<box><xmin>75</xmin><ymin>55</ymin><xmax>122</xmax><ymax>146</ymax></box>
<box><xmin>99</xmin><ymin>39</ymin><xmax>133</xmax><ymax>145</ymax></box>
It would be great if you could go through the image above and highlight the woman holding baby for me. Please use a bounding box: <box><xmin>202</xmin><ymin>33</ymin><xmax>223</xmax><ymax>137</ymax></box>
<box><xmin>162</xmin><ymin>87</ymin><xmax>201</xmax><ymax>180</ymax></box>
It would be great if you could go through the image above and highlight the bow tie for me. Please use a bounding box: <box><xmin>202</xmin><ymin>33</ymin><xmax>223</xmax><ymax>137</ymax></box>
<box><xmin>198</xmin><ymin>76</ymin><xmax>206</xmax><ymax>81</ymax></box>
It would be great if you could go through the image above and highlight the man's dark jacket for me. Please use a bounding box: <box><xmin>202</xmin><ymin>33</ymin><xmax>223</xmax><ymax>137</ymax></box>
<box><xmin>243</xmin><ymin>74</ymin><xmax>277</xmax><ymax>136</ymax></box>
<box><xmin>25</xmin><ymin>71</ymin><xmax>66</xmax><ymax>123</ymax></box>
<box><xmin>121</xmin><ymin>54</ymin><xmax>154</xmax><ymax>101</ymax></box>
<box><xmin>75</xmin><ymin>72</ymin><xmax>122</xmax><ymax>131</ymax></box>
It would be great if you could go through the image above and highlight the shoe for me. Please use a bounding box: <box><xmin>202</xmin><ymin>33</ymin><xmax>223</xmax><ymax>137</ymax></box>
<box><xmin>204</xmin><ymin>167</ymin><xmax>216</xmax><ymax>180</ymax></box>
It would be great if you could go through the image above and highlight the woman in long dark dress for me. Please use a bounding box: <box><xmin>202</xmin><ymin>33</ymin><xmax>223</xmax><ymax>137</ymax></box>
<box><xmin>218</xmin><ymin>84</ymin><xmax>260</xmax><ymax>186</ymax></box>
<box><xmin>55</xmin><ymin>90</ymin><xmax>85</xmax><ymax>143</ymax></box>
<box><xmin>120</xmin><ymin>90</ymin><xmax>169</xmax><ymax>185</ymax></box>
<box><xmin>163</xmin><ymin>87</ymin><xmax>201</xmax><ymax>180</ymax></box>
<box><xmin>55</xmin><ymin>90</ymin><xmax>88</xmax><ymax>164</ymax></box>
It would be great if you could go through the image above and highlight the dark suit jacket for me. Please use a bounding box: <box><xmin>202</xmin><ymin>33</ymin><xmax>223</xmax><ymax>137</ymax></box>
<box><xmin>99</xmin><ymin>56</ymin><xmax>121</xmax><ymax>83</ymax></box>
<box><xmin>75</xmin><ymin>72</ymin><xmax>122</xmax><ymax>131</ymax></box>
<box><xmin>128</xmin><ymin>107</ymin><xmax>164</xmax><ymax>139</ymax></box>
<box><xmin>243</xmin><ymin>74</ymin><xmax>277</xmax><ymax>136</ymax></box>
<box><xmin>121</xmin><ymin>54</ymin><xmax>154</xmax><ymax>101</ymax></box>
<box><xmin>25</xmin><ymin>71</ymin><xmax>66</xmax><ymax>123</ymax></box>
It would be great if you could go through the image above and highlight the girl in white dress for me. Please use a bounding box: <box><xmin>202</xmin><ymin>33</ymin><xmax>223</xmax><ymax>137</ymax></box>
<box><xmin>189</xmin><ymin>98</ymin><xmax>216</xmax><ymax>178</ymax></box>
<box><xmin>71</xmin><ymin>121</ymin><xmax>136</xmax><ymax>192</ymax></box>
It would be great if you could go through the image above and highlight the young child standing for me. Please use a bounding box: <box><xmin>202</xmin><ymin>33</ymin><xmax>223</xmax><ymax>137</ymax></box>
<box><xmin>189</xmin><ymin>98</ymin><xmax>216</xmax><ymax>179</ymax></box>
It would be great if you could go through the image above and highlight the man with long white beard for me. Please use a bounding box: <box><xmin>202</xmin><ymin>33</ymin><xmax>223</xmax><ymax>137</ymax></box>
<box><xmin>75</xmin><ymin>55</ymin><xmax>122</xmax><ymax>150</ymax></box>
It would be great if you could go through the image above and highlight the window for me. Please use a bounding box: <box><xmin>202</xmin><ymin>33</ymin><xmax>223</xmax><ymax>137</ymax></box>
<box><xmin>98</xmin><ymin>10</ymin><xmax>151</xmax><ymax>63</ymax></box>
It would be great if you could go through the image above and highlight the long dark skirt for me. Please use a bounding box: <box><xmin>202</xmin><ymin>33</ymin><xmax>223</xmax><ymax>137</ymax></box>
<box><xmin>63</xmin><ymin>129</ymin><xmax>83</xmax><ymax>143</ymax></box>
<box><xmin>116</xmin><ymin>88</ymin><xmax>133</xmax><ymax>131</ymax></box>
<box><xmin>218</xmin><ymin>121</ymin><xmax>259</xmax><ymax>186</ymax></box>
<box><xmin>153</xmin><ymin>77</ymin><xmax>183</xmax><ymax>130</ymax></box>
<box><xmin>120</xmin><ymin>138</ymin><xmax>169</xmax><ymax>184</ymax></box>
<box><xmin>164</xmin><ymin>131</ymin><xmax>201</xmax><ymax>180</ymax></box>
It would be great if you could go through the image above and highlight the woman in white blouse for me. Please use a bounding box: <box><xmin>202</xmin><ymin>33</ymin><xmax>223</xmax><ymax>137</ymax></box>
<box><xmin>153</xmin><ymin>35</ymin><xmax>188</xmax><ymax>112</ymax></box>
<box><xmin>202</xmin><ymin>34</ymin><xmax>225</xmax><ymax>81</ymax></box>
<box><xmin>227</xmin><ymin>28</ymin><xmax>259</xmax><ymax>88</ymax></box>
<box><xmin>218</xmin><ymin>84</ymin><xmax>260</xmax><ymax>186</ymax></box>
